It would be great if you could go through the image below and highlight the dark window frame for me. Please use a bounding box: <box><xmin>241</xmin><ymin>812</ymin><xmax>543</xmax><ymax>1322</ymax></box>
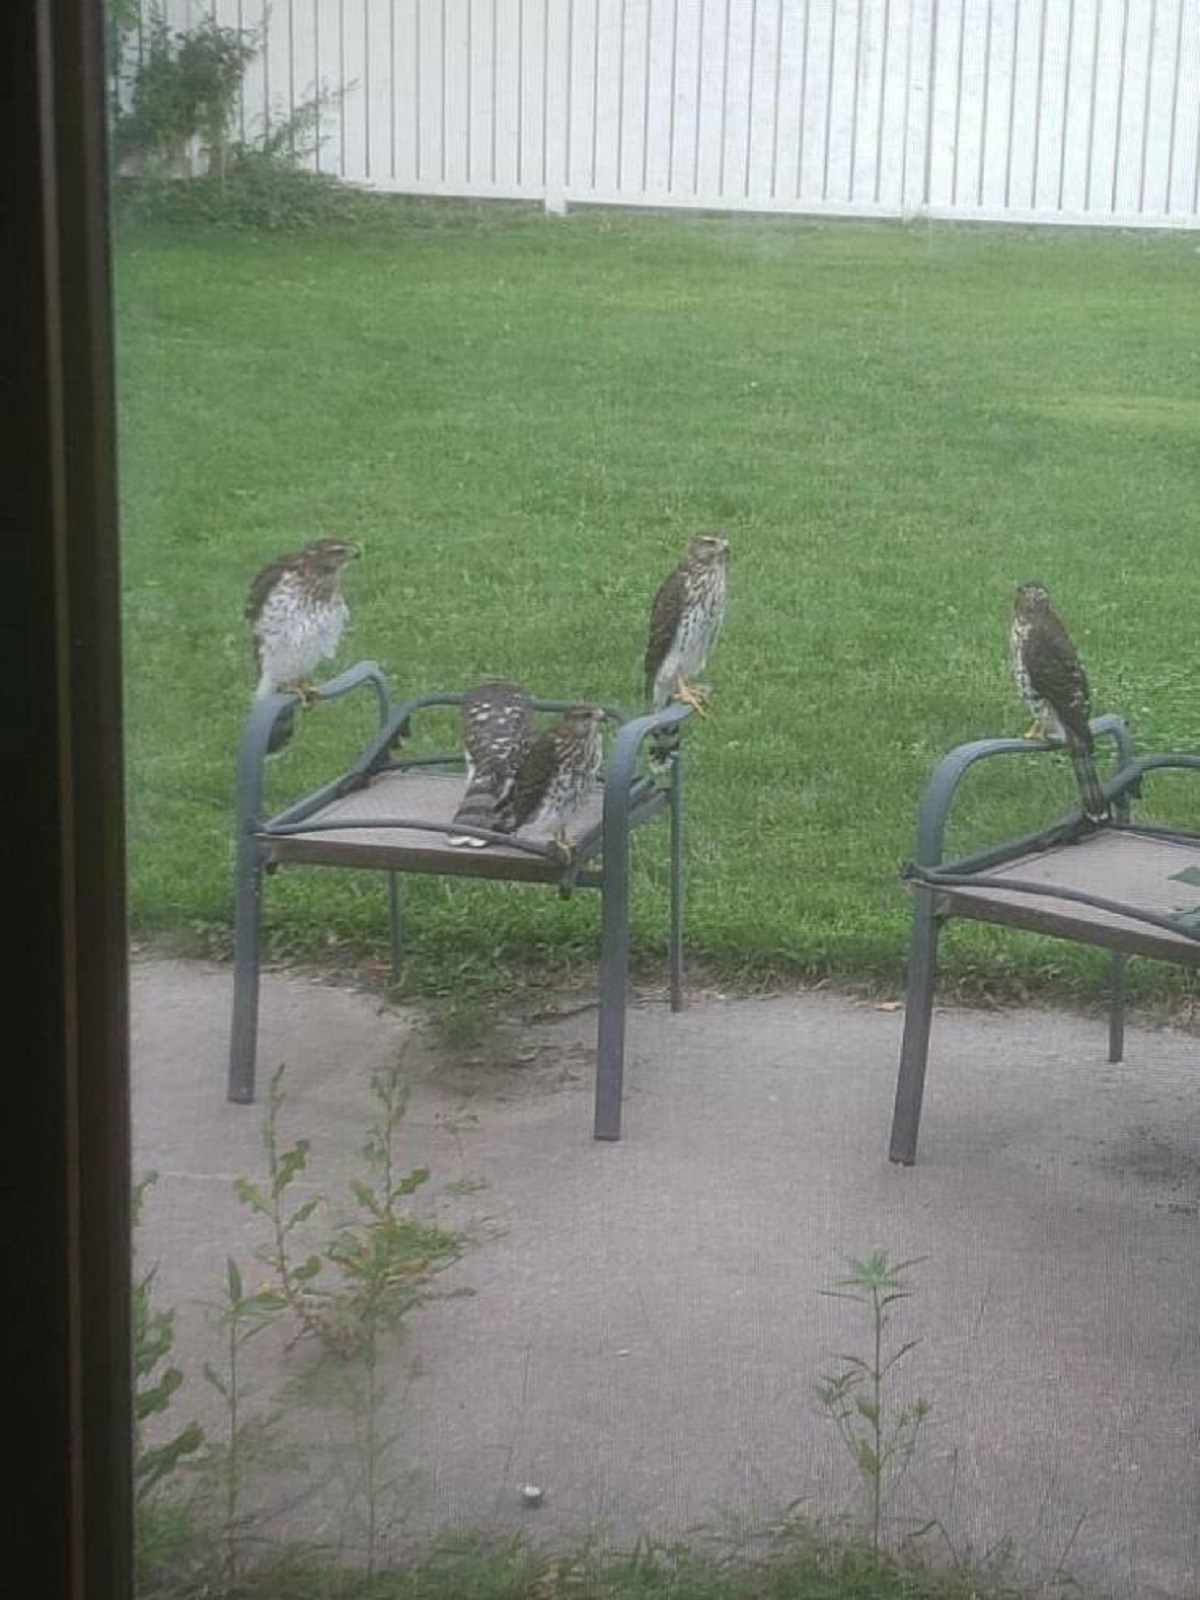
<box><xmin>5</xmin><ymin>3</ymin><xmax>132</xmax><ymax>1595</ymax></box>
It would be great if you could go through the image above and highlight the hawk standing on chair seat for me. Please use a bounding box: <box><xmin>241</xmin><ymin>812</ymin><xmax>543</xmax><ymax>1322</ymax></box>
<box><xmin>644</xmin><ymin>531</ymin><xmax>729</xmax><ymax>714</ymax></box>
<box><xmin>447</xmin><ymin>680</ymin><xmax>535</xmax><ymax>847</ymax></box>
<box><xmin>496</xmin><ymin>705</ymin><xmax>606</xmax><ymax>861</ymax></box>
<box><xmin>1010</xmin><ymin>580</ymin><xmax>1109</xmax><ymax>823</ymax></box>
<box><xmin>245</xmin><ymin>536</ymin><xmax>361</xmax><ymax>752</ymax></box>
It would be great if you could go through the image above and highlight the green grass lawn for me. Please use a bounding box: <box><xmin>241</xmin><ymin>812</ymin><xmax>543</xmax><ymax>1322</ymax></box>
<box><xmin>116</xmin><ymin>202</ymin><xmax>1200</xmax><ymax>1006</ymax></box>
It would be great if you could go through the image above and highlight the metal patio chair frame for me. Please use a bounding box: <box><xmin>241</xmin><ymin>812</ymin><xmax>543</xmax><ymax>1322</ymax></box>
<box><xmin>228</xmin><ymin>660</ymin><xmax>692</xmax><ymax>1141</ymax></box>
<box><xmin>889</xmin><ymin>713</ymin><xmax>1200</xmax><ymax>1165</ymax></box>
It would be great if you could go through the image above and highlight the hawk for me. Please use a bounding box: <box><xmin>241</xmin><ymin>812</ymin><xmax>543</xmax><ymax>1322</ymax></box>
<box><xmin>495</xmin><ymin>705</ymin><xmax>606</xmax><ymax>861</ymax></box>
<box><xmin>644</xmin><ymin>531</ymin><xmax>729</xmax><ymax>714</ymax></box>
<box><xmin>447</xmin><ymin>680</ymin><xmax>535</xmax><ymax>847</ymax></box>
<box><xmin>1010</xmin><ymin>580</ymin><xmax>1109</xmax><ymax>823</ymax></box>
<box><xmin>245</xmin><ymin>536</ymin><xmax>361</xmax><ymax>752</ymax></box>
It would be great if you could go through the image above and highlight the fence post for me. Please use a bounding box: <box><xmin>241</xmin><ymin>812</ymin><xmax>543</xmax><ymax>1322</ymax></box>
<box><xmin>901</xmin><ymin>0</ymin><xmax>937</xmax><ymax>221</ymax></box>
<box><xmin>543</xmin><ymin>0</ymin><xmax>570</xmax><ymax>212</ymax></box>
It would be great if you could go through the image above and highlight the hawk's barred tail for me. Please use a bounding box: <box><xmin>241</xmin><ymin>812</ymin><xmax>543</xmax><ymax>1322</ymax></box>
<box><xmin>447</xmin><ymin>779</ymin><xmax>506</xmax><ymax>847</ymax></box>
<box><xmin>1069</xmin><ymin>745</ymin><xmax>1109</xmax><ymax>824</ymax></box>
<box><xmin>647</xmin><ymin>724</ymin><xmax>680</xmax><ymax>780</ymax></box>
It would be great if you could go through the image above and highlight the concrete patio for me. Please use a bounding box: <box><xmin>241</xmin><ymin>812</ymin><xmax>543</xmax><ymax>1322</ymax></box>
<box><xmin>132</xmin><ymin>956</ymin><xmax>1200</xmax><ymax>1597</ymax></box>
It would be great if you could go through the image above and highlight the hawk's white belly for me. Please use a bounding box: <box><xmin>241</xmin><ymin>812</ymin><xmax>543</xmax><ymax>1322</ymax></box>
<box><xmin>256</xmin><ymin>590</ymin><xmax>348</xmax><ymax>696</ymax></box>
<box><xmin>526</xmin><ymin>732</ymin><xmax>602</xmax><ymax>834</ymax></box>
<box><xmin>653</xmin><ymin>569</ymin><xmax>726</xmax><ymax>709</ymax></box>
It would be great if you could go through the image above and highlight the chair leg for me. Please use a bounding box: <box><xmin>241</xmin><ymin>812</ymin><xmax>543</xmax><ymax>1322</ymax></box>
<box><xmin>228</xmin><ymin>841</ymin><xmax>266</xmax><ymax>1104</ymax></box>
<box><xmin>668</xmin><ymin>751</ymin><xmax>684</xmax><ymax>1014</ymax></box>
<box><xmin>388</xmin><ymin>872</ymin><xmax>404</xmax><ymax>989</ymax></box>
<box><xmin>1107</xmin><ymin>952</ymin><xmax>1127</xmax><ymax>1064</ymax></box>
<box><xmin>594</xmin><ymin>821</ymin><xmax>631</xmax><ymax>1141</ymax></box>
<box><xmin>889</xmin><ymin>892</ymin><xmax>942</xmax><ymax>1166</ymax></box>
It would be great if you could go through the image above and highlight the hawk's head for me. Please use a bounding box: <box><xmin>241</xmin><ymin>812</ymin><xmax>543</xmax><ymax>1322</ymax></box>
<box><xmin>1014</xmin><ymin>580</ymin><xmax>1052</xmax><ymax>618</ymax></box>
<box><xmin>687</xmin><ymin>531</ymin><xmax>729</xmax><ymax>569</ymax></box>
<box><xmin>305</xmin><ymin>537</ymin><xmax>362</xmax><ymax>573</ymax></box>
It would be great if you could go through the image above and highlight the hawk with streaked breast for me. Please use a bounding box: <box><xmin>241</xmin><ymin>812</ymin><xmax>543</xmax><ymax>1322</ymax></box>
<box><xmin>495</xmin><ymin>705</ymin><xmax>606</xmax><ymax>861</ymax></box>
<box><xmin>447</xmin><ymin>680</ymin><xmax>535</xmax><ymax>847</ymax></box>
<box><xmin>644</xmin><ymin>531</ymin><xmax>729</xmax><ymax>713</ymax></box>
<box><xmin>1010</xmin><ymin>580</ymin><xmax>1109</xmax><ymax>823</ymax></box>
<box><xmin>245</xmin><ymin>536</ymin><xmax>361</xmax><ymax>751</ymax></box>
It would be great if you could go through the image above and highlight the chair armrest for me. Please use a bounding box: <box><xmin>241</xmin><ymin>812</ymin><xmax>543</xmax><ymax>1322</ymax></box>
<box><xmin>309</xmin><ymin>660</ymin><xmax>391</xmax><ymax>715</ymax></box>
<box><xmin>1099</xmin><ymin>751</ymin><xmax>1200</xmax><ymax>846</ymax></box>
<box><xmin>596</xmin><ymin>702</ymin><xmax>693</xmax><ymax>859</ymax></box>
<box><xmin>911</xmin><ymin>713</ymin><xmax>1133</xmax><ymax>869</ymax></box>
<box><xmin>543</xmin><ymin>701</ymin><xmax>691</xmax><ymax>898</ymax></box>
<box><xmin>1110</xmin><ymin>751</ymin><xmax>1200</xmax><ymax>795</ymax></box>
<box><xmin>604</xmin><ymin>703</ymin><xmax>693</xmax><ymax>805</ymax></box>
<box><xmin>235</xmin><ymin>660</ymin><xmax>392</xmax><ymax>833</ymax></box>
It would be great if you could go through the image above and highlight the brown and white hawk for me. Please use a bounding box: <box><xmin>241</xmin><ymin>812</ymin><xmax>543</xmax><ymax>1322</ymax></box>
<box><xmin>447</xmin><ymin>680</ymin><xmax>535</xmax><ymax>847</ymax></box>
<box><xmin>1010</xmin><ymin>580</ymin><xmax>1108</xmax><ymax>823</ymax></box>
<box><xmin>495</xmin><ymin>705</ymin><xmax>606</xmax><ymax>861</ymax></box>
<box><xmin>245</xmin><ymin>536</ymin><xmax>361</xmax><ymax>751</ymax></box>
<box><xmin>644</xmin><ymin>531</ymin><xmax>729</xmax><ymax>714</ymax></box>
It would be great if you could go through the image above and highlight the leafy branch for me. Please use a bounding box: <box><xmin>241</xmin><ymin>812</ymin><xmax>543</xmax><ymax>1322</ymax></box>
<box><xmin>814</xmin><ymin>1248</ymin><xmax>934</xmax><ymax>1560</ymax></box>
<box><xmin>132</xmin><ymin>1171</ymin><xmax>204</xmax><ymax>1501</ymax></box>
<box><xmin>234</xmin><ymin>1061</ymin><xmax>465</xmax><ymax>1361</ymax></box>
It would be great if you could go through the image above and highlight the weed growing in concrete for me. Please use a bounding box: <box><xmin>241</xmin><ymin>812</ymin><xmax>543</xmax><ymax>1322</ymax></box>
<box><xmin>200</xmin><ymin>1256</ymin><xmax>290</xmax><ymax>1588</ymax></box>
<box><xmin>233</xmin><ymin>1060</ymin><xmax>464</xmax><ymax>1361</ymax></box>
<box><xmin>229</xmin><ymin>1057</ymin><xmax>465</xmax><ymax>1566</ymax></box>
<box><xmin>321</xmin><ymin>1060</ymin><xmax>465</xmax><ymax>1567</ymax></box>
<box><xmin>132</xmin><ymin>1172</ymin><xmax>204</xmax><ymax>1502</ymax></box>
<box><xmin>814</xmin><ymin>1248</ymin><xmax>934</xmax><ymax>1561</ymax></box>
<box><xmin>232</xmin><ymin>1065</ymin><xmax>333</xmax><ymax>1348</ymax></box>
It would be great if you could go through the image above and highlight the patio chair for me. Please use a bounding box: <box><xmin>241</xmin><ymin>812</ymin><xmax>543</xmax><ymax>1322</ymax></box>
<box><xmin>228</xmin><ymin>661</ymin><xmax>692</xmax><ymax>1141</ymax></box>
<box><xmin>889</xmin><ymin>714</ymin><xmax>1200</xmax><ymax>1165</ymax></box>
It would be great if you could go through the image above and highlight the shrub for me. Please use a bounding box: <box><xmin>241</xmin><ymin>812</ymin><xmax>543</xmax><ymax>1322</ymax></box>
<box><xmin>114</xmin><ymin>5</ymin><xmax>257</xmax><ymax>178</ymax></box>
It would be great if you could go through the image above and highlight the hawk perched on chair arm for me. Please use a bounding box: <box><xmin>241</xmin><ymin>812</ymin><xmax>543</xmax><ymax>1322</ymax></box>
<box><xmin>643</xmin><ymin>531</ymin><xmax>729</xmax><ymax>714</ymax></box>
<box><xmin>1010</xmin><ymin>580</ymin><xmax>1109</xmax><ymax>823</ymax></box>
<box><xmin>245</xmin><ymin>536</ymin><xmax>361</xmax><ymax>752</ymax></box>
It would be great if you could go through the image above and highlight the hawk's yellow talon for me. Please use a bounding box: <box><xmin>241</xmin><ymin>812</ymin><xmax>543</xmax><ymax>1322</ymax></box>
<box><xmin>673</xmin><ymin>678</ymin><xmax>712</xmax><ymax>716</ymax></box>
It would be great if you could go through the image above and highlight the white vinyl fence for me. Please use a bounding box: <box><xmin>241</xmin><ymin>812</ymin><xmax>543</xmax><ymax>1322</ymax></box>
<box><xmin>129</xmin><ymin>1</ymin><xmax>1200</xmax><ymax>227</ymax></box>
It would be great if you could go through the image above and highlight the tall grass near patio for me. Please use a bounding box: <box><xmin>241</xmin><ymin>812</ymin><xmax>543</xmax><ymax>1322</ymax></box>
<box><xmin>116</xmin><ymin>204</ymin><xmax>1200</xmax><ymax>1003</ymax></box>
